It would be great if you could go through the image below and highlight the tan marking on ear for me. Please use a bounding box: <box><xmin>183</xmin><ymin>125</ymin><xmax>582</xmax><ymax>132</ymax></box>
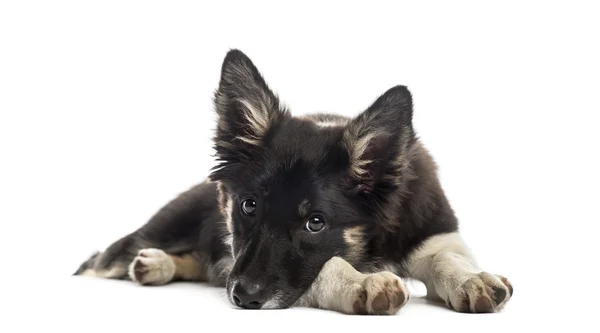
<box><xmin>235</xmin><ymin>98</ymin><xmax>272</xmax><ymax>146</ymax></box>
<box><xmin>298</xmin><ymin>199</ymin><xmax>310</xmax><ymax>216</ymax></box>
<box><xmin>342</xmin><ymin>130</ymin><xmax>385</xmax><ymax>179</ymax></box>
<box><xmin>343</xmin><ymin>226</ymin><xmax>366</xmax><ymax>263</ymax></box>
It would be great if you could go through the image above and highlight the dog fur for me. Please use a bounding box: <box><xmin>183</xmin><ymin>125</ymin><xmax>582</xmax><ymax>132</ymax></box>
<box><xmin>74</xmin><ymin>49</ymin><xmax>513</xmax><ymax>315</ymax></box>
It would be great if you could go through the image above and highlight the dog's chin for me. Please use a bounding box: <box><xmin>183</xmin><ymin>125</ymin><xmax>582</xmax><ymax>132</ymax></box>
<box><xmin>260</xmin><ymin>298</ymin><xmax>287</xmax><ymax>310</ymax></box>
<box><xmin>260</xmin><ymin>294</ymin><xmax>302</xmax><ymax>310</ymax></box>
<box><xmin>264</xmin><ymin>289</ymin><xmax>307</xmax><ymax>310</ymax></box>
<box><xmin>228</xmin><ymin>292</ymin><xmax>300</xmax><ymax>310</ymax></box>
<box><xmin>224</xmin><ymin>286</ymin><xmax>295</xmax><ymax>310</ymax></box>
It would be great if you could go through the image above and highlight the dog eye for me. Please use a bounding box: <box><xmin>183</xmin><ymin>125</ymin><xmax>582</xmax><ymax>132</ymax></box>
<box><xmin>306</xmin><ymin>216</ymin><xmax>325</xmax><ymax>233</ymax></box>
<box><xmin>241</xmin><ymin>199</ymin><xmax>256</xmax><ymax>216</ymax></box>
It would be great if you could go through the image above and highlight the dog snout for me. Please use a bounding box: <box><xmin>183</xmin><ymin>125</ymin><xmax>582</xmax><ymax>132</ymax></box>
<box><xmin>231</xmin><ymin>280</ymin><xmax>269</xmax><ymax>309</ymax></box>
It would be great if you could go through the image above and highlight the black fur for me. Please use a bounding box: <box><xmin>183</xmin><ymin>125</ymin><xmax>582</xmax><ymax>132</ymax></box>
<box><xmin>75</xmin><ymin>49</ymin><xmax>459</xmax><ymax>310</ymax></box>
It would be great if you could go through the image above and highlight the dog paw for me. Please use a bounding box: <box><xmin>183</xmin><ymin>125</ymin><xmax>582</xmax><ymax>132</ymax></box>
<box><xmin>352</xmin><ymin>272</ymin><xmax>409</xmax><ymax>315</ymax></box>
<box><xmin>446</xmin><ymin>272</ymin><xmax>513</xmax><ymax>313</ymax></box>
<box><xmin>128</xmin><ymin>248</ymin><xmax>175</xmax><ymax>285</ymax></box>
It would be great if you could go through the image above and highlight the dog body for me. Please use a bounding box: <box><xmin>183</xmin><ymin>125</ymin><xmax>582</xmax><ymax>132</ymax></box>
<box><xmin>75</xmin><ymin>50</ymin><xmax>513</xmax><ymax>315</ymax></box>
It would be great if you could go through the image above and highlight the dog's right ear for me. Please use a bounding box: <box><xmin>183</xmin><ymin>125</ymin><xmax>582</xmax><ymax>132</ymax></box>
<box><xmin>342</xmin><ymin>85</ymin><xmax>415</xmax><ymax>194</ymax></box>
<box><xmin>211</xmin><ymin>50</ymin><xmax>289</xmax><ymax>175</ymax></box>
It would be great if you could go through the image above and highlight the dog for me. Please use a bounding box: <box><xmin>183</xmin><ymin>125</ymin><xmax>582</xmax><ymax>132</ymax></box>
<box><xmin>74</xmin><ymin>49</ymin><xmax>513</xmax><ymax>315</ymax></box>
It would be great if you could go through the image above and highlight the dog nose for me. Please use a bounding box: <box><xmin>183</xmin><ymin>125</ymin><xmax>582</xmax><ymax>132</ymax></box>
<box><xmin>232</xmin><ymin>282</ymin><xmax>268</xmax><ymax>309</ymax></box>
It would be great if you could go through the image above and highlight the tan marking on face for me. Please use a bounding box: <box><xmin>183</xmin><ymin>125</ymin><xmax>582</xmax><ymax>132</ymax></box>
<box><xmin>217</xmin><ymin>181</ymin><xmax>226</xmax><ymax>215</ymax></box>
<box><xmin>224</xmin><ymin>196</ymin><xmax>233</xmax><ymax>233</ymax></box>
<box><xmin>223</xmin><ymin>233</ymin><xmax>234</xmax><ymax>255</ymax></box>
<box><xmin>343</xmin><ymin>226</ymin><xmax>365</xmax><ymax>263</ymax></box>
<box><xmin>298</xmin><ymin>199</ymin><xmax>310</xmax><ymax>216</ymax></box>
<box><xmin>216</xmin><ymin>182</ymin><xmax>233</xmax><ymax>234</ymax></box>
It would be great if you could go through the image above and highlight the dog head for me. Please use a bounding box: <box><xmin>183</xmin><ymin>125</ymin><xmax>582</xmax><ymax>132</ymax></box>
<box><xmin>209</xmin><ymin>50</ymin><xmax>415</xmax><ymax>309</ymax></box>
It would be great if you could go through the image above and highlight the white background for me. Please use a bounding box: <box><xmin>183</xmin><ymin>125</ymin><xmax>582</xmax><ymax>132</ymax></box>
<box><xmin>1</xmin><ymin>1</ymin><xmax>598</xmax><ymax>332</ymax></box>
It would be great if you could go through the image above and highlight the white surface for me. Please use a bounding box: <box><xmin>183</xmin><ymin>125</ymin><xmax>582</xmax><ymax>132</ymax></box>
<box><xmin>1</xmin><ymin>1</ymin><xmax>598</xmax><ymax>332</ymax></box>
<box><xmin>7</xmin><ymin>276</ymin><xmax>539</xmax><ymax>333</ymax></box>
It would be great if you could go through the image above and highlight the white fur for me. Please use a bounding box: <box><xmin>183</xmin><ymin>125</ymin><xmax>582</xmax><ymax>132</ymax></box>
<box><xmin>316</xmin><ymin>121</ymin><xmax>345</xmax><ymax>128</ymax></box>
<box><xmin>222</xmin><ymin>233</ymin><xmax>233</xmax><ymax>253</ymax></box>
<box><xmin>404</xmin><ymin>232</ymin><xmax>480</xmax><ymax>300</ymax></box>
<box><xmin>128</xmin><ymin>248</ymin><xmax>176</xmax><ymax>285</ymax></box>
<box><xmin>343</xmin><ymin>131</ymin><xmax>384</xmax><ymax>179</ymax></box>
<box><xmin>227</xmin><ymin>278</ymin><xmax>263</xmax><ymax>303</ymax></box>
<box><xmin>79</xmin><ymin>266</ymin><xmax>126</xmax><ymax>278</ymax></box>
<box><xmin>262</xmin><ymin>292</ymin><xmax>285</xmax><ymax>309</ymax></box>
<box><xmin>295</xmin><ymin>256</ymin><xmax>409</xmax><ymax>315</ymax></box>
<box><xmin>207</xmin><ymin>256</ymin><xmax>234</xmax><ymax>284</ymax></box>
<box><xmin>377</xmin><ymin>262</ymin><xmax>401</xmax><ymax>275</ymax></box>
<box><xmin>404</xmin><ymin>232</ymin><xmax>511</xmax><ymax>312</ymax></box>
<box><xmin>299</xmin><ymin>114</ymin><xmax>348</xmax><ymax>128</ymax></box>
<box><xmin>227</xmin><ymin>279</ymin><xmax>240</xmax><ymax>305</ymax></box>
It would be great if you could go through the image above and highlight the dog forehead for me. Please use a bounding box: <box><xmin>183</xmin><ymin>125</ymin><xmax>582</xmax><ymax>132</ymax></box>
<box><xmin>269</xmin><ymin>117</ymin><xmax>345</xmax><ymax>160</ymax></box>
<box><xmin>267</xmin><ymin>167</ymin><xmax>315</xmax><ymax>204</ymax></box>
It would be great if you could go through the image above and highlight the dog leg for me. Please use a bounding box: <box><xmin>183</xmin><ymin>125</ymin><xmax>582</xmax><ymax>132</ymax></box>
<box><xmin>405</xmin><ymin>232</ymin><xmax>513</xmax><ymax>313</ymax></box>
<box><xmin>128</xmin><ymin>249</ymin><xmax>207</xmax><ymax>286</ymax></box>
<box><xmin>295</xmin><ymin>257</ymin><xmax>409</xmax><ymax>315</ymax></box>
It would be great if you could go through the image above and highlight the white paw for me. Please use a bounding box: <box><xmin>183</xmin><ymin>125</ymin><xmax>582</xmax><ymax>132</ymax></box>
<box><xmin>128</xmin><ymin>248</ymin><xmax>175</xmax><ymax>285</ymax></box>
<box><xmin>446</xmin><ymin>272</ymin><xmax>513</xmax><ymax>313</ymax></box>
<box><xmin>352</xmin><ymin>272</ymin><xmax>410</xmax><ymax>315</ymax></box>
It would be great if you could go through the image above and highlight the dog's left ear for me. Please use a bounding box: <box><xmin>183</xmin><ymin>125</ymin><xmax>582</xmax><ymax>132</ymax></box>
<box><xmin>212</xmin><ymin>49</ymin><xmax>289</xmax><ymax>169</ymax></box>
<box><xmin>342</xmin><ymin>85</ymin><xmax>415</xmax><ymax>193</ymax></box>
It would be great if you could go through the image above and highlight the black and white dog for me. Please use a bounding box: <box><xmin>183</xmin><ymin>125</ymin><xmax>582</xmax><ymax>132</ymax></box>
<box><xmin>75</xmin><ymin>49</ymin><xmax>513</xmax><ymax>315</ymax></box>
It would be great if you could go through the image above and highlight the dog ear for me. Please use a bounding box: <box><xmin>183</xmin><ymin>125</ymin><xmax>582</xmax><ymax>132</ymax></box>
<box><xmin>342</xmin><ymin>85</ymin><xmax>415</xmax><ymax>193</ymax></box>
<box><xmin>211</xmin><ymin>49</ymin><xmax>289</xmax><ymax>169</ymax></box>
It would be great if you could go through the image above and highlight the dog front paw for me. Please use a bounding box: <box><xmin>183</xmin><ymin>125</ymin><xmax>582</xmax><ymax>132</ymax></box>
<box><xmin>128</xmin><ymin>248</ymin><xmax>175</xmax><ymax>285</ymax></box>
<box><xmin>446</xmin><ymin>272</ymin><xmax>513</xmax><ymax>313</ymax></box>
<box><xmin>352</xmin><ymin>272</ymin><xmax>409</xmax><ymax>315</ymax></box>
